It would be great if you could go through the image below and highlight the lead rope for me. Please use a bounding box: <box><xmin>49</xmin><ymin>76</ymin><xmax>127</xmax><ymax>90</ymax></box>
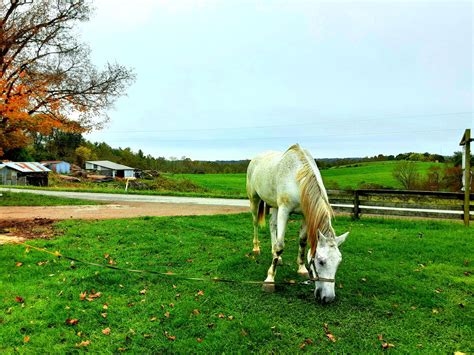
<box><xmin>13</xmin><ymin>241</ymin><xmax>334</xmax><ymax>286</ymax></box>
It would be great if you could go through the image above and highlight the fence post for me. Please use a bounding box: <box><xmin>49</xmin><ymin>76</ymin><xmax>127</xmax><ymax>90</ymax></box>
<box><xmin>352</xmin><ymin>190</ymin><xmax>360</xmax><ymax>220</ymax></box>
<box><xmin>460</xmin><ymin>129</ymin><xmax>472</xmax><ymax>226</ymax></box>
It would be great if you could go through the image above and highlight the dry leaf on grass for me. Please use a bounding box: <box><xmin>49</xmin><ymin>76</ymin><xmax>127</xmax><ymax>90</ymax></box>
<box><xmin>382</xmin><ymin>342</ymin><xmax>395</xmax><ymax>349</ymax></box>
<box><xmin>164</xmin><ymin>331</ymin><xmax>176</xmax><ymax>341</ymax></box>
<box><xmin>192</xmin><ymin>309</ymin><xmax>200</xmax><ymax>315</ymax></box>
<box><xmin>197</xmin><ymin>338</ymin><xmax>203</xmax><ymax>343</ymax></box>
<box><xmin>164</xmin><ymin>311</ymin><xmax>170</xmax><ymax>318</ymax></box>
<box><xmin>139</xmin><ymin>289</ymin><xmax>147</xmax><ymax>295</ymax></box>
<box><xmin>15</xmin><ymin>296</ymin><xmax>24</xmax><ymax>303</ymax></box>
<box><xmin>323</xmin><ymin>323</ymin><xmax>336</xmax><ymax>342</ymax></box>
<box><xmin>197</xmin><ymin>290</ymin><xmax>204</xmax><ymax>296</ymax></box>
<box><xmin>102</xmin><ymin>327</ymin><xmax>111</xmax><ymax>335</ymax></box>
<box><xmin>15</xmin><ymin>262</ymin><xmax>23</xmax><ymax>267</ymax></box>
<box><xmin>65</xmin><ymin>318</ymin><xmax>79</xmax><ymax>325</ymax></box>
<box><xmin>101</xmin><ymin>313</ymin><xmax>107</xmax><ymax>318</ymax></box>
<box><xmin>76</xmin><ymin>340</ymin><xmax>90</xmax><ymax>347</ymax></box>
<box><xmin>23</xmin><ymin>335</ymin><xmax>30</xmax><ymax>343</ymax></box>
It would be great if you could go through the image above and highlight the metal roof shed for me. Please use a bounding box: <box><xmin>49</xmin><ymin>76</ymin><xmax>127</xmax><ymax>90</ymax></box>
<box><xmin>85</xmin><ymin>160</ymin><xmax>135</xmax><ymax>178</ymax></box>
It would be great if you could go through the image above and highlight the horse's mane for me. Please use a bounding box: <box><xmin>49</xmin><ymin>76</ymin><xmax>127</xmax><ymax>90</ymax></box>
<box><xmin>288</xmin><ymin>144</ymin><xmax>335</xmax><ymax>255</ymax></box>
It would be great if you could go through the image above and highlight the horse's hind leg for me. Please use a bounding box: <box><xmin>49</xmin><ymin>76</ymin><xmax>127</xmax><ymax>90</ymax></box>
<box><xmin>269</xmin><ymin>208</ymin><xmax>282</xmax><ymax>266</ymax></box>
<box><xmin>297</xmin><ymin>222</ymin><xmax>309</xmax><ymax>277</ymax></box>
<box><xmin>249</xmin><ymin>197</ymin><xmax>262</xmax><ymax>255</ymax></box>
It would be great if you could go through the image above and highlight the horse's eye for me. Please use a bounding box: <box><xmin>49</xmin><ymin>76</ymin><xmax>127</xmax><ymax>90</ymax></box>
<box><xmin>318</xmin><ymin>260</ymin><xmax>325</xmax><ymax>266</ymax></box>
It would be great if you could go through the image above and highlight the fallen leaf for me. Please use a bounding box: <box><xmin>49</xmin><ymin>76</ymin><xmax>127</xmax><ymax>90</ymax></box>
<box><xmin>164</xmin><ymin>311</ymin><xmax>170</xmax><ymax>318</ymax></box>
<box><xmin>169</xmin><ymin>303</ymin><xmax>174</xmax><ymax>308</ymax></box>
<box><xmin>15</xmin><ymin>296</ymin><xmax>24</xmax><ymax>303</ymax></box>
<box><xmin>192</xmin><ymin>309</ymin><xmax>200</xmax><ymax>315</ymax></box>
<box><xmin>432</xmin><ymin>309</ymin><xmax>439</xmax><ymax>314</ymax></box>
<box><xmin>304</xmin><ymin>338</ymin><xmax>313</xmax><ymax>345</ymax></box>
<box><xmin>377</xmin><ymin>334</ymin><xmax>384</xmax><ymax>341</ymax></box>
<box><xmin>101</xmin><ymin>313</ymin><xmax>107</xmax><ymax>318</ymax></box>
<box><xmin>382</xmin><ymin>342</ymin><xmax>395</xmax><ymax>349</ymax></box>
<box><xmin>196</xmin><ymin>338</ymin><xmax>203</xmax><ymax>343</ymax></box>
<box><xmin>143</xmin><ymin>334</ymin><xmax>152</xmax><ymax>338</ymax></box>
<box><xmin>16</xmin><ymin>262</ymin><xmax>23</xmax><ymax>267</ymax></box>
<box><xmin>361</xmin><ymin>278</ymin><xmax>367</xmax><ymax>282</ymax></box>
<box><xmin>108</xmin><ymin>259</ymin><xmax>116</xmax><ymax>265</ymax></box>
<box><xmin>37</xmin><ymin>261</ymin><xmax>47</xmax><ymax>266</ymax></box>
<box><xmin>208</xmin><ymin>323</ymin><xmax>215</xmax><ymax>328</ymax></box>
<box><xmin>218</xmin><ymin>313</ymin><xmax>225</xmax><ymax>318</ymax></box>
<box><xmin>150</xmin><ymin>317</ymin><xmax>157</xmax><ymax>322</ymax></box>
<box><xmin>140</xmin><ymin>289</ymin><xmax>147</xmax><ymax>295</ymax></box>
<box><xmin>66</xmin><ymin>319</ymin><xmax>79</xmax><ymax>325</ymax></box>
<box><xmin>23</xmin><ymin>335</ymin><xmax>30</xmax><ymax>343</ymax></box>
<box><xmin>323</xmin><ymin>323</ymin><xmax>336</xmax><ymax>342</ymax></box>
<box><xmin>102</xmin><ymin>327</ymin><xmax>111</xmax><ymax>335</ymax></box>
<box><xmin>86</xmin><ymin>291</ymin><xmax>101</xmax><ymax>301</ymax></box>
<box><xmin>186</xmin><ymin>258</ymin><xmax>193</xmax><ymax>263</ymax></box>
<box><xmin>240</xmin><ymin>329</ymin><xmax>248</xmax><ymax>336</ymax></box>
<box><xmin>172</xmin><ymin>285</ymin><xmax>177</xmax><ymax>289</ymax></box>
<box><xmin>464</xmin><ymin>271</ymin><xmax>471</xmax><ymax>276</ymax></box>
<box><xmin>117</xmin><ymin>348</ymin><xmax>126</xmax><ymax>352</ymax></box>
<box><xmin>76</xmin><ymin>340</ymin><xmax>91</xmax><ymax>347</ymax></box>
<box><xmin>410</xmin><ymin>306</ymin><xmax>417</xmax><ymax>310</ymax></box>
<box><xmin>79</xmin><ymin>292</ymin><xmax>87</xmax><ymax>301</ymax></box>
<box><xmin>227</xmin><ymin>315</ymin><xmax>234</xmax><ymax>320</ymax></box>
<box><xmin>197</xmin><ymin>290</ymin><xmax>204</xmax><ymax>296</ymax></box>
<box><xmin>164</xmin><ymin>331</ymin><xmax>176</xmax><ymax>341</ymax></box>
<box><xmin>104</xmin><ymin>253</ymin><xmax>110</xmax><ymax>259</ymax></box>
<box><xmin>103</xmin><ymin>303</ymin><xmax>108</xmax><ymax>310</ymax></box>
<box><xmin>299</xmin><ymin>342</ymin><xmax>307</xmax><ymax>349</ymax></box>
<box><xmin>434</xmin><ymin>288</ymin><xmax>443</xmax><ymax>293</ymax></box>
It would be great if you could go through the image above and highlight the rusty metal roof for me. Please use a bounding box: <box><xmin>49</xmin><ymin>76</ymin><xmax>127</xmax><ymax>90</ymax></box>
<box><xmin>2</xmin><ymin>162</ymin><xmax>51</xmax><ymax>173</ymax></box>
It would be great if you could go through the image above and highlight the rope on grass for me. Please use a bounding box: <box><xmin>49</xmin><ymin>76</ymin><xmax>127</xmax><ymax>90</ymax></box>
<box><xmin>13</xmin><ymin>241</ymin><xmax>315</xmax><ymax>287</ymax></box>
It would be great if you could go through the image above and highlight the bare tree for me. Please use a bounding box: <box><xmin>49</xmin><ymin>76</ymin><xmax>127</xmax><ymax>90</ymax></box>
<box><xmin>0</xmin><ymin>0</ymin><xmax>135</xmax><ymax>156</ymax></box>
<box><xmin>392</xmin><ymin>161</ymin><xmax>420</xmax><ymax>190</ymax></box>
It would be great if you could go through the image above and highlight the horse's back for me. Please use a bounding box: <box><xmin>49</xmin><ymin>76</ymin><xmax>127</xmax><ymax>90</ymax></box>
<box><xmin>247</xmin><ymin>148</ymin><xmax>303</xmax><ymax>208</ymax></box>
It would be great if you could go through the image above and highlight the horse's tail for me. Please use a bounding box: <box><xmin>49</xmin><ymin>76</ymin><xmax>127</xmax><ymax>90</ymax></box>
<box><xmin>257</xmin><ymin>200</ymin><xmax>268</xmax><ymax>227</ymax></box>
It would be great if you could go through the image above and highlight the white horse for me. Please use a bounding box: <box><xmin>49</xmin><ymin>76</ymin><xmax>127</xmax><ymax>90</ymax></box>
<box><xmin>246</xmin><ymin>144</ymin><xmax>349</xmax><ymax>303</ymax></box>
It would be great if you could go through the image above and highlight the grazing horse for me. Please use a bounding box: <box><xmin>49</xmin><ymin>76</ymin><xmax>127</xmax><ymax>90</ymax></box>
<box><xmin>246</xmin><ymin>144</ymin><xmax>349</xmax><ymax>303</ymax></box>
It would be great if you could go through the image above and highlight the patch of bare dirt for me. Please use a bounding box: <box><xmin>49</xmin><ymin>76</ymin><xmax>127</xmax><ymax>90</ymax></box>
<box><xmin>0</xmin><ymin>218</ymin><xmax>57</xmax><ymax>244</ymax></box>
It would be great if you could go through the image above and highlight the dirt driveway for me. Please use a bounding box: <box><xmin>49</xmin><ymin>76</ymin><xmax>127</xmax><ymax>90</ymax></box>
<box><xmin>0</xmin><ymin>191</ymin><xmax>250</xmax><ymax>243</ymax></box>
<box><xmin>0</xmin><ymin>201</ymin><xmax>248</xmax><ymax>221</ymax></box>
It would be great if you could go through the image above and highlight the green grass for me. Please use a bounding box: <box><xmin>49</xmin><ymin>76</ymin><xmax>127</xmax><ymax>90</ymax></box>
<box><xmin>2</xmin><ymin>161</ymin><xmax>444</xmax><ymax>199</ymax></box>
<box><xmin>322</xmin><ymin>161</ymin><xmax>442</xmax><ymax>190</ymax></box>
<box><xmin>1</xmin><ymin>214</ymin><xmax>472</xmax><ymax>352</ymax></box>
<box><xmin>0</xmin><ymin>191</ymin><xmax>99</xmax><ymax>206</ymax></box>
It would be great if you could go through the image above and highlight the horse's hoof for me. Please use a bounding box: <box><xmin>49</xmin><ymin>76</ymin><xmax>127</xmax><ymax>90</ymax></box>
<box><xmin>262</xmin><ymin>282</ymin><xmax>275</xmax><ymax>293</ymax></box>
<box><xmin>253</xmin><ymin>248</ymin><xmax>260</xmax><ymax>255</ymax></box>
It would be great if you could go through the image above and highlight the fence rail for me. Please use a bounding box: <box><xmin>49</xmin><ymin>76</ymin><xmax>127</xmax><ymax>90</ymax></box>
<box><xmin>328</xmin><ymin>189</ymin><xmax>473</xmax><ymax>223</ymax></box>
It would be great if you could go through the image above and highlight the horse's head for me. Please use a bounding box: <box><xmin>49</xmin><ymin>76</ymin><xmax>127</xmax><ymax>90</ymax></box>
<box><xmin>308</xmin><ymin>230</ymin><xmax>349</xmax><ymax>303</ymax></box>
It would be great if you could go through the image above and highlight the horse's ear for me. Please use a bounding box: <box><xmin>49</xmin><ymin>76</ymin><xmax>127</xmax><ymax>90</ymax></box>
<box><xmin>318</xmin><ymin>230</ymin><xmax>327</xmax><ymax>244</ymax></box>
<box><xmin>336</xmin><ymin>232</ymin><xmax>349</xmax><ymax>246</ymax></box>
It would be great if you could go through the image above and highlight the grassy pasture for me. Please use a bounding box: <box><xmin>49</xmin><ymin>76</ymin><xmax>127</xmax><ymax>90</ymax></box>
<box><xmin>1</xmin><ymin>214</ymin><xmax>472</xmax><ymax>352</ymax></box>
<box><xmin>0</xmin><ymin>191</ymin><xmax>99</xmax><ymax>206</ymax></box>
<box><xmin>171</xmin><ymin>161</ymin><xmax>443</xmax><ymax>197</ymax></box>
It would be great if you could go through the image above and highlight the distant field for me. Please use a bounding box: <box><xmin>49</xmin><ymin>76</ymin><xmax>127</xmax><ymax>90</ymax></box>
<box><xmin>0</xmin><ymin>191</ymin><xmax>99</xmax><ymax>206</ymax></box>
<box><xmin>1</xmin><ymin>161</ymin><xmax>445</xmax><ymax>200</ymax></box>
<box><xmin>171</xmin><ymin>161</ymin><xmax>444</xmax><ymax>197</ymax></box>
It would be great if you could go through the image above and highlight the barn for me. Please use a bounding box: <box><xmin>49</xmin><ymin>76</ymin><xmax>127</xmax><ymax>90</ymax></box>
<box><xmin>85</xmin><ymin>160</ymin><xmax>135</xmax><ymax>178</ymax></box>
<box><xmin>41</xmin><ymin>160</ymin><xmax>71</xmax><ymax>174</ymax></box>
<box><xmin>0</xmin><ymin>162</ymin><xmax>51</xmax><ymax>186</ymax></box>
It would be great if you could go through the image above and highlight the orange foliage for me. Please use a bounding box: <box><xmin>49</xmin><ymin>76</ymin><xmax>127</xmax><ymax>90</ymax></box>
<box><xmin>0</xmin><ymin>75</ymin><xmax>84</xmax><ymax>156</ymax></box>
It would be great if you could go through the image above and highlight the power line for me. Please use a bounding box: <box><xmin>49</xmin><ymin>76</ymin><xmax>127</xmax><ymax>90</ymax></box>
<box><xmin>99</xmin><ymin>127</ymin><xmax>468</xmax><ymax>143</ymax></box>
<box><xmin>99</xmin><ymin>111</ymin><xmax>472</xmax><ymax>134</ymax></box>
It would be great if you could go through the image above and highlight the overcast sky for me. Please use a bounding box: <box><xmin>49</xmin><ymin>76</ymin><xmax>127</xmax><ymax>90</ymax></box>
<box><xmin>81</xmin><ymin>0</ymin><xmax>472</xmax><ymax>160</ymax></box>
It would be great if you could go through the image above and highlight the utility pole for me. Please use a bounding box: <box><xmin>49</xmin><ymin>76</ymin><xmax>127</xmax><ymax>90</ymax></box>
<box><xmin>460</xmin><ymin>129</ymin><xmax>472</xmax><ymax>226</ymax></box>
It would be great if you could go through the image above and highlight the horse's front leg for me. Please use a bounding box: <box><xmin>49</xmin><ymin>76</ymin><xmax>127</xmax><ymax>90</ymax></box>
<box><xmin>263</xmin><ymin>207</ymin><xmax>290</xmax><ymax>292</ymax></box>
<box><xmin>269</xmin><ymin>208</ymin><xmax>282</xmax><ymax>266</ymax></box>
<box><xmin>297</xmin><ymin>222</ymin><xmax>309</xmax><ymax>277</ymax></box>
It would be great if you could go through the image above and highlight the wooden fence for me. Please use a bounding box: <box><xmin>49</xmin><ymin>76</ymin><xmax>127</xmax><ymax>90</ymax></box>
<box><xmin>328</xmin><ymin>189</ymin><xmax>474</xmax><ymax>223</ymax></box>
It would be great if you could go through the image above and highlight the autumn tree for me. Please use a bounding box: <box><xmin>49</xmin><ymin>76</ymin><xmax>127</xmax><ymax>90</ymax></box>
<box><xmin>0</xmin><ymin>0</ymin><xmax>134</xmax><ymax>157</ymax></box>
<box><xmin>392</xmin><ymin>161</ymin><xmax>420</xmax><ymax>190</ymax></box>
